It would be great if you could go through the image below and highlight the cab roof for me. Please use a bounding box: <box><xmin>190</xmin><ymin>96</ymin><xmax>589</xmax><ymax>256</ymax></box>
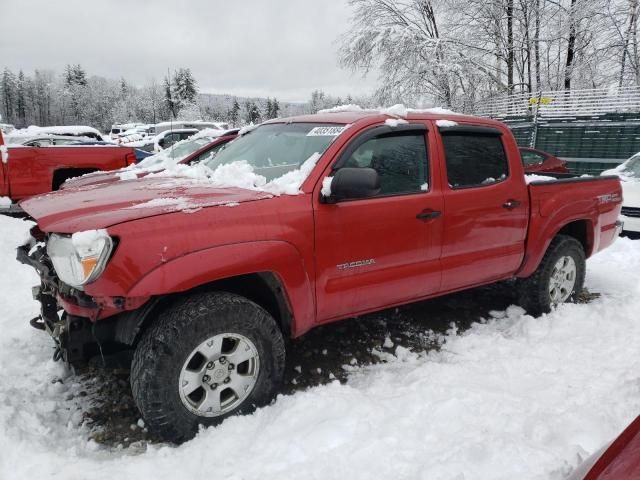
<box><xmin>266</xmin><ymin>108</ymin><xmax>503</xmax><ymax>129</ymax></box>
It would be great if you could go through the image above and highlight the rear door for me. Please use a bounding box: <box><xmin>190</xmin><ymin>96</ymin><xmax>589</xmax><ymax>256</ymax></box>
<box><xmin>314</xmin><ymin>123</ymin><xmax>444</xmax><ymax>322</ymax></box>
<box><xmin>437</xmin><ymin>124</ymin><xmax>529</xmax><ymax>291</ymax></box>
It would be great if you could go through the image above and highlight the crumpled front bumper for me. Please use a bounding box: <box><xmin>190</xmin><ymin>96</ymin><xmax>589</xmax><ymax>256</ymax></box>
<box><xmin>16</xmin><ymin>241</ymin><xmax>99</xmax><ymax>363</ymax></box>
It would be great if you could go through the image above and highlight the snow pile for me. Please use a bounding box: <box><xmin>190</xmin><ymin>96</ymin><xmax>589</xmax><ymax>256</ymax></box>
<box><xmin>1</xmin><ymin>214</ymin><xmax>640</xmax><ymax>479</ymax></box>
<box><xmin>384</xmin><ymin>118</ymin><xmax>408</xmax><ymax>127</ymax></box>
<box><xmin>149</xmin><ymin>152</ymin><xmax>322</xmax><ymax>197</ymax></box>
<box><xmin>117</xmin><ymin>170</ymin><xmax>139</xmax><ymax>181</ymax></box>
<box><xmin>318</xmin><ymin>104</ymin><xmax>365</xmax><ymax>114</ymax></box>
<box><xmin>436</xmin><ymin>119</ymin><xmax>459</xmax><ymax>127</ymax></box>
<box><xmin>525</xmin><ymin>174</ymin><xmax>557</xmax><ymax>183</ymax></box>
<box><xmin>0</xmin><ymin>144</ymin><xmax>8</xmax><ymax>163</ymax></box>
<box><xmin>263</xmin><ymin>153</ymin><xmax>321</xmax><ymax>195</ymax></box>
<box><xmin>0</xmin><ymin>196</ymin><xmax>11</xmax><ymax>207</ymax></box>
<box><xmin>319</xmin><ymin>104</ymin><xmax>459</xmax><ymax>118</ymax></box>
<box><xmin>321</xmin><ymin>176</ymin><xmax>333</xmax><ymax>196</ymax></box>
<box><xmin>238</xmin><ymin>124</ymin><xmax>259</xmax><ymax>136</ymax></box>
<box><xmin>71</xmin><ymin>229</ymin><xmax>109</xmax><ymax>249</ymax></box>
<box><xmin>126</xmin><ymin>197</ymin><xmax>193</xmax><ymax>210</ymax></box>
<box><xmin>12</xmin><ymin>125</ymin><xmax>103</xmax><ymax>138</ymax></box>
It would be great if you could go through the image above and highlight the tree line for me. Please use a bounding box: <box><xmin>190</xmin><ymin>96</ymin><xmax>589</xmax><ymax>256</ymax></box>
<box><xmin>0</xmin><ymin>65</ymin><xmax>290</xmax><ymax>131</ymax></box>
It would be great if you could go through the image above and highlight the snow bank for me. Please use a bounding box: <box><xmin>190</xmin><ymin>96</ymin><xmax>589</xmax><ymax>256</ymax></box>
<box><xmin>1</xmin><ymin>214</ymin><xmax>639</xmax><ymax>480</ymax></box>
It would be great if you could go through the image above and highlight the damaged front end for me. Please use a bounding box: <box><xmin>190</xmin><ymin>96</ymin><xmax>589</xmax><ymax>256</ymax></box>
<box><xmin>16</xmin><ymin>225</ymin><xmax>128</xmax><ymax>367</ymax></box>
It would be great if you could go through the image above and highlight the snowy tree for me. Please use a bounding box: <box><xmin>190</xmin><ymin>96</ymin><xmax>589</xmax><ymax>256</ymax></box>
<box><xmin>227</xmin><ymin>98</ymin><xmax>240</xmax><ymax>126</ymax></box>
<box><xmin>1</xmin><ymin>68</ymin><xmax>17</xmax><ymax>123</ymax></box>
<box><xmin>173</xmin><ymin>68</ymin><xmax>198</xmax><ymax>104</ymax></box>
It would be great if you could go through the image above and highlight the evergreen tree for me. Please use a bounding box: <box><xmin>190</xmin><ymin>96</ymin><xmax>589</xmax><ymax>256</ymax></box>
<box><xmin>16</xmin><ymin>70</ymin><xmax>26</xmax><ymax>126</ymax></box>
<box><xmin>228</xmin><ymin>98</ymin><xmax>240</xmax><ymax>126</ymax></box>
<box><xmin>64</xmin><ymin>64</ymin><xmax>74</xmax><ymax>87</ymax></box>
<box><xmin>265</xmin><ymin>98</ymin><xmax>273</xmax><ymax>119</ymax></box>
<box><xmin>72</xmin><ymin>64</ymin><xmax>87</xmax><ymax>86</ymax></box>
<box><xmin>173</xmin><ymin>68</ymin><xmax>197</xmax><ymax>104</ymax></box>
<box><xmin>120</xmin><ymin>78</ymin><xmax>128</xmax><ymax>98</ymax></box>
<box><xmin>163</xmin><ymin>75</ymin><xmax>176</xmax><ymax>118</ymax></box>
<box><xmin>271</xmin><ymin>97</ymin><xmax>280</xmax><ymax>118</ymax></box>
<box><xmin>1</xmin><ymin>68</ymin><xmax>17</xmax><ymax>124</ymax></box>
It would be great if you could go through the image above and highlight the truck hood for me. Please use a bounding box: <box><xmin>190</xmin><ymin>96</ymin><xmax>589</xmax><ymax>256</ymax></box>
<box><xmin>20</xmin><ymin>176</ymin><xmax>273</xmax><ymax>233</ymax></box>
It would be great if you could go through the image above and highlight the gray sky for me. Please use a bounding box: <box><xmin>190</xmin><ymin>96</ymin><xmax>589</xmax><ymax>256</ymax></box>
<box><xmin>0</xmin><ymin>0</ymin><xmax>377</xmax><ymax>102</ymax></box>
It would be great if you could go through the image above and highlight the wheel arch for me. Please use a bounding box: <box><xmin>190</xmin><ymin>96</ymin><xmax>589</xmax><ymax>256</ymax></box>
<box><xmin>517</xmin><ymin>217</ymin><xmax>594</xmax><ymax>278</ymax></box>
<box><xmin>115</xmin><ymin>271</ymin><xmax>294</xmax><ymax>347</ymax></box>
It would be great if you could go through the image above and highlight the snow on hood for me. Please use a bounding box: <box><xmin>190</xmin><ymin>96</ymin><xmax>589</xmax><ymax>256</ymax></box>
<box><xmin>21</xmin><ymin>152</ymin><xmax>321</xmax><ymax>232</ymax></box>
<box><xmin>20</xmin><ymin>176</ymin><xmax>275</xmax><ymax>233</ymax></box>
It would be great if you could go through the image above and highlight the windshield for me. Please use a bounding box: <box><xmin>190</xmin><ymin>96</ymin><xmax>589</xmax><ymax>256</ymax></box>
<box><xmin>137</xmin><ymin>136</ymin><xmax>215</xmax><ymax>169</ymax></box>
<box><xmin>204</xmin><ymin>123</ymin><xmax>345</xmax><ymax>181</ymax></box>
<box><xmin>622</xmin><ymin>154</ymin><xmax>640</xmax><ymax>177</ymax></box>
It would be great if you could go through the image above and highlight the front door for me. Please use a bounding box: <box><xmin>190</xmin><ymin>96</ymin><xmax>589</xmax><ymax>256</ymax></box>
<box><xmin>314</xmin><ymin>125</ymin><xmax>443</xmax><ymax>322</ymax></box>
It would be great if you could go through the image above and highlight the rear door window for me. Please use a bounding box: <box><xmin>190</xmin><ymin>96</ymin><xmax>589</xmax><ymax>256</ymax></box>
<box><xmin>441</xmin><ymin>133</ymin><xmax>509</xmax><ymax>188</ymax></box>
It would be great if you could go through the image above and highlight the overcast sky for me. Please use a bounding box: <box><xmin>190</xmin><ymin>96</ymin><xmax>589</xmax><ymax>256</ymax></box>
<box><xmin>0</xmin><ymin>0</ymin><xmax>378</xmax><ymax>102</ymax></box>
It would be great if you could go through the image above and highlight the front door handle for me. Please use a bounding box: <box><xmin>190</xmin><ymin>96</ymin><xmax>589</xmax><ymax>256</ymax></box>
<box><xmin>503</xmin><ymin>199</ymin><xmax>521</xmax><ymax>210</ymax></box>
<box><xmin>416</xmin><ymin>209</ymin><xmax>442</xmax><ymax>221</ymax></box>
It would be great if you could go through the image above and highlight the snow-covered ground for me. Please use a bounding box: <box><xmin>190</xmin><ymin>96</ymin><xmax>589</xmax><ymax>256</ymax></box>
<box><xmin>0</xmin><ymin>214</ymin><xmax>639</xmax><ymax>480</ymax></box>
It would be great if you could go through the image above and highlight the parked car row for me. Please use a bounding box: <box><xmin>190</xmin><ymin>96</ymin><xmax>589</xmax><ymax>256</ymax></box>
<box><xmin>0</xmin><ymin>127</ymin><xmax>237</xmax><ymax>212</ymax></box>
<box><xmin>15</xmin><ymin>109</ymin><xmax>622</xmax><ymax>444</ymax></box>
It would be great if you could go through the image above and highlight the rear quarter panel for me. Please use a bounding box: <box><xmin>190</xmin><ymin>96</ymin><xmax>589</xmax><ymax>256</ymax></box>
<box><xmin>518</xmin><ymin>177</ymin><xmax>622</xmax><ymax>277</ymax></box>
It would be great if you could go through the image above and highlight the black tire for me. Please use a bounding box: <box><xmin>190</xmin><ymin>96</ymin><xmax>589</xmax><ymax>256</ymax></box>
<box><xmin>516</xmin><ymin>234</ymin><xmax>586</xmax><ymax>316</ymax></box>
<box><xmin>130</xmin><ymin>292</ymin><xmax>285</xmax><ymax>443</ymax></box>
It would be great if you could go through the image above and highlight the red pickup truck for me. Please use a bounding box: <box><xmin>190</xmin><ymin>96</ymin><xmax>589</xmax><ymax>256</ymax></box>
<box><xmin>17</xmin><ymin>111</ymin><xmax>622</xmax><ymax>443</ymax></box>
<box><xmin>0</xmin><ymin>131</ymin><xmax>136</xmax><ymax>212</ymax></box>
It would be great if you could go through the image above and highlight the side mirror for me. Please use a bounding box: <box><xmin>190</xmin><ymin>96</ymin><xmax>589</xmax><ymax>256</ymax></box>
<box><xmin>323</xmin><ymin>167</ymin><xmax>381</xmax><ymax>203</ymax></box>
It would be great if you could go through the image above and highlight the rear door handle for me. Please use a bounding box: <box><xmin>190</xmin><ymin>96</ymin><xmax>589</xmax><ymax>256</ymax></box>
<box><xmin>503</xmin><ymin>199</ymin><xmax>521</xmax><ymax>210</ymax></box>
<box><xmin>416</xmin><ymin>209</ymin><xmax>442</xmax><ymax>221</ymax></box>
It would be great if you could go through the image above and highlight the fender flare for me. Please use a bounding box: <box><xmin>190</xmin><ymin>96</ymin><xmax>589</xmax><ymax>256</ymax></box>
<box><xmin>126</xmin><ymin>240</ymin><xmax>315</xmax><ymax>335</ymax></box>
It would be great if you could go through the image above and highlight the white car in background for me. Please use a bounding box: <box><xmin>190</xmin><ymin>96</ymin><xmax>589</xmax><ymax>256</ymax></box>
<box><xmin>603</xmin><ymin>153</ymin><xmax>640</xmax><ymax>234</ymax></box>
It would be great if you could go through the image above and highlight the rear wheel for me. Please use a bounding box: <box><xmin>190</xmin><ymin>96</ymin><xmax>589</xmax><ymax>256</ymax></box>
<box><xmin>517</xmin><ymin>235</ymin><xmax>585</xmax><ymax>316</ymax></box>
<box><xmin>130</xmin><ymin>292</ymin><xmax>285</xmax><ymax>443</ymax></box>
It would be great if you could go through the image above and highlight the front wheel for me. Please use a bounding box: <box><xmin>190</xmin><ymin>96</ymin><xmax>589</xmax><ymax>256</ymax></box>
<box><xmin>517</xmin><ymin>235</ymin><xmax>586</xmax><ymax>316</ymax></box>
<box><xmin>130</xmin><ymin>292</ymin><xmax>286</xmax><ymax>443</ymax></box>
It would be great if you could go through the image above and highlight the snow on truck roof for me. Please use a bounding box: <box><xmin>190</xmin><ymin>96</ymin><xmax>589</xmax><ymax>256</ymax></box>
<box><xmin>267</xmin><ymin>104</ymin><xmax>499</xmax><ymax>127</ymax></box>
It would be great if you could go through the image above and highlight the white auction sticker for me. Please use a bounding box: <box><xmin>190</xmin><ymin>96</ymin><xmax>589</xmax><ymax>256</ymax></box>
<box><xmin>306</xmin><ymin>126</ymin><xmax>347</xmax><ymax>137</ymax></box>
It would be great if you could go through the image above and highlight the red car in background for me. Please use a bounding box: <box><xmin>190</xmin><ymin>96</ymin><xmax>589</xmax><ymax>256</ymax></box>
<box><xmin>520</xmin><ymin>146</ymin><xmax>570</xmax><ymax>174</ymax></box>
<box><xmin>568</xmin><ymin>415</ymin><xmax>640</xmax><ymax>479</ymax></box>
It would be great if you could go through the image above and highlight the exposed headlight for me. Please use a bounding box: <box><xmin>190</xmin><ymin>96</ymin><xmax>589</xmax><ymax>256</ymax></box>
<box><xmin>47</xmin><ymin>230</ymin><xmax>113</xmax><ymax>289</ymax></box>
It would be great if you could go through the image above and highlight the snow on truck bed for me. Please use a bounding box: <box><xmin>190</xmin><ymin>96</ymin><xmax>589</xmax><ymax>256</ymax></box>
<box><xmin>0</xmin><ymin>214</ymin><xmax>639</xmax><ymax>480</ymax></box>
